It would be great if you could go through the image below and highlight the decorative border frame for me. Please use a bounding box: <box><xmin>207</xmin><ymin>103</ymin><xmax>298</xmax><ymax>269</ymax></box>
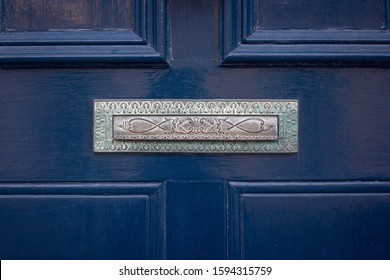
<box><xmin>94</xmin><ymin>99</ymin><xmax>298</xmax><ymax>153</ymax></box>
<box><xmin>0</xmin><ymin>0</ymin><xmax>169</xmax><ymax>68</ymax></box>
<box><xmin>221</xmin><ymin>0</ymin><xmax>390</xmax><ymax>66</ymax></box>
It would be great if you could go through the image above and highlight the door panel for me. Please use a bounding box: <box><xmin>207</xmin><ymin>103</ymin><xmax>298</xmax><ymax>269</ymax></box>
<box><xmin>0</xmin><ymin>0</ymin><xmax>390</xmax><ymax>260</ymax></box>
<box><xmin>222</xmin><ymin>0</ymin><xmax>390</xmax><ymax>65</ymax></box>
<box><xmin>5</xmin><ymin>0</ymin><xmax>134</xmax><ymax>31</ymax></box>
<box><xmin>0</xmin><ymin>0</ymin><xmax>168</xmax><ymax>67</ymax></box>
<box><xmin>228</xmin><ymin>182</ymin><xmax>390</xmax><ymax>259</ymax></box>
<box><xmin>0</xmin><ymin>183</ymin><xmax>165</xmax><ymax>259</ymax></box>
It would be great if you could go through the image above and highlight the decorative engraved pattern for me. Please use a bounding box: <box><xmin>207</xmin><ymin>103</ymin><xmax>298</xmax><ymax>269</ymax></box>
<box><xmin>94</xmin><ymin>100</ymin><xmax>298</xmax><ymax>153</ymax></box>
<box><xmin>113</xmin><ymin>115</ymin><xmax>278</xmax><ymax>140</ymax></box>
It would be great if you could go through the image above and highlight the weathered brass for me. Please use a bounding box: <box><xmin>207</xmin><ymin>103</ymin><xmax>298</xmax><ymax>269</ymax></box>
<box><xmin>94</xmin><ymin>99</ymin><xmax>298</xmax><ymax>153</ymax></box>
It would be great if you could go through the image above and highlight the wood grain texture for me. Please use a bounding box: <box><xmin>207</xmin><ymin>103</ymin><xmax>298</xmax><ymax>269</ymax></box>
<box><xmin>4</xmin><ymin>0</ymin><xmax>133</xmax><ymax>31</ymax></box>
<box><xmin>257</xmin><ymin>0</ymin><xmax>386</xmax><ymax>29</ymax></box>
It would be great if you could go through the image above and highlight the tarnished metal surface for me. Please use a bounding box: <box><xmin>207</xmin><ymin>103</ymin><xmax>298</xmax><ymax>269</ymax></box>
<box><xmin>113</xmin><ymin>115</ymin><xmax>278</xmax><ymax>141</ymax></box>
<box><xmin>94</xmin><ymin>99</ymin><xmax>298</xmax><ymax>153</ymax></box>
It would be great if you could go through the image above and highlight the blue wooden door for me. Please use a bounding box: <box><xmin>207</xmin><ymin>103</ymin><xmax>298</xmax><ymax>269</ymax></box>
<box><xmin>1</xmin><ymin>0</ymin><xmax>390</xmax><ymax>259</ymax></box>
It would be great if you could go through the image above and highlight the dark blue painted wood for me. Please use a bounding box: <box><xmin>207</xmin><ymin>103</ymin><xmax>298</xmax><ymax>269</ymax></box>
<box><xmin>388</xmin><ymin>0</ymin><xmax>390</xmax><ymax>29</ymax></box>
<box><xmin>0</xmin><ymin>67</ymin><xmax>389</xmax><ymax>182</ymax></box>
<box><xmin>0</xmin><ymin>0</ymin><xmax>4</xmax><ymax>32</ymax></box>
<box><xmin>222</xmin><ymin>0</ymin><xmax>390</xmax><ymax>65</ymax></box>
<box><xmin>0</xmin><ymin>183</ymin><xmax>165</xmax><ymax>259</ymax></box>
<box><xmin>166</xmin><ymin>182</ymin><xmax>226</xmax><ymax>260</ymax></box>
<box><xmin>228</xmin><ymin>182</ymin><xmax>390</xmax><ymax>259</ymax></box>
<box><xmin>0</xmin><ymin>0</ymin><xmax>390</xmax><ymax>260</ymax></box>
<box><xmin>5</xmin><ymin>1</ymin><xmax>134</xmax><ymax>31</ymax></box>
<box><xmin>245</xmin><ymin>30</ymin><xmax>390</xmax><ymax>44</ymax></box>
<box><xmin>0</xmin><ymin>45</ymin><xmax>167</xmax><ymax>68</ymax></box>
<box><xmin>224</xmin><ymin>44</ymin><xmax>390</xmax><ymax>65</ymax></box>
<box><xmin>0</xmin><ymin>0</ymin><xmax>169</xmax><ymax>67</ymax></box>
<box><xmin>257</xmin><ymin>0</ymin><xmax>385</xmax><ymax>29</ymax></box>
<box><xmin>0</xmin><ymin>31</ymin><xmax>144</xmax><ymax>45</ymax></box>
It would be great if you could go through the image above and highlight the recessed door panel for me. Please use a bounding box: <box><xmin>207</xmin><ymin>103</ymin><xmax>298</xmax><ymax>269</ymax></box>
<box><xmin>228</xmin><ymin>182</ymin><xmax>390</xmax><ymax>259</ymax></box>
<box><xmin>0</xmin><ymin>0</ymin><xmax>168</xmax><ymax>67</ymax></box>
<box><xmin>222</xmin><ymin>0</ymin><xmax>390</xmax><ymax>65</ymax></box>
<box><xmin>5</xmin><ymin>0</ymin><xmax>134</xmax><ymax>31</ymax></box>
<box><xmin>0</xmin><ymin>183</ymin><xmax>165</xmax><ymax>259</ymax></box>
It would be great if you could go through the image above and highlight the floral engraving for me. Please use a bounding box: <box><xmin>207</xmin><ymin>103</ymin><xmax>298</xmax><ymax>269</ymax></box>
<box><xmin>114</xmin><ymin>116</ymin><xmax>277</xmax><ymax>141</ymax></box>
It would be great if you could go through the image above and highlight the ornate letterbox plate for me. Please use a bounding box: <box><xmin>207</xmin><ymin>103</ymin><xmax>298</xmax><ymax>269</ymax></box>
<box><xmin>94</xmin><ymin>99</ymin><xmax>298</xmax><ymax>153</ymax></box>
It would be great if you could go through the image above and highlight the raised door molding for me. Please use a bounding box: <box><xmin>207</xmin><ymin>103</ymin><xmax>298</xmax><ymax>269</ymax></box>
<box><xmin>0</xmin><ymin>0</ymin><xmax>169</xmax><ymax>67</ymax></box>
<box><xmin>221</xmin><ymin>0</ymin><xmax>390</xmax><ymax>66</ymax></box>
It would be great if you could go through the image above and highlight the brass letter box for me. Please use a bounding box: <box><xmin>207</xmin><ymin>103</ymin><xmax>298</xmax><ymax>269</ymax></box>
<box><xmin>94</xmin><ymin>99</ymin><xmax>298</xmax><ymax>153</ymax></box>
